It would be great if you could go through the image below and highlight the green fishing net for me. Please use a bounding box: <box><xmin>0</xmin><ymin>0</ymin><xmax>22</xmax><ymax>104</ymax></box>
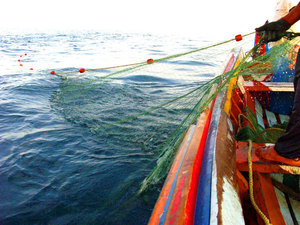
<box><xmin>51</xmin><ymin>34</ymin><xmax>300</xmax><ymax>193</ymax></box>
<box><xmin>234</xmin><ymin>38</ymin><xmax>300</xmax><ymax>143</ymax></box>
<box><xmin>235</xmin><ymin>106</ymin><xmax>287</xmax><ymax>143</ymax></box>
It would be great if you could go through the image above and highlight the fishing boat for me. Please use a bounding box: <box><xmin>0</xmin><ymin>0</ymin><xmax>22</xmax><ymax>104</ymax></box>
<box><xmin>147</xmin><ymin>35</ymin><xmax>300</xmax><ymax>225</ymax></box>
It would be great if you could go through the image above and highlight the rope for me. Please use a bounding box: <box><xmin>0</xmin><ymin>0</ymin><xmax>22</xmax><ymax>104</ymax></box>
<box><xmin>248</xmin><ymin>139</ymin><xmax>272</xmax><ymax>225</ymax></box>
<box><xmin>54</xmin><ymin>61</ymin><xmax>146</xmax><ymax>75</ymax></box>
<box><xmin>52</xmin><ymin>32</ymin><xmax>255</xmax><ymax>76</ymax></box>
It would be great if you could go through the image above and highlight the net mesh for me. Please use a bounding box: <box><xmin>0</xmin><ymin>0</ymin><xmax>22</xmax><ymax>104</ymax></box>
<box><xmin>51</xmin><ymin>35</ymin><xmax>300</xmax><ymax>193</ymax></box>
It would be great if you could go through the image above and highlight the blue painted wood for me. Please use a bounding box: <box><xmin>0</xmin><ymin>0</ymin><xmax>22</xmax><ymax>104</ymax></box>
<box><xmin>194</xmin><ymin>92</ymin><xmax>223</xmax><ymax>225</ymax></box>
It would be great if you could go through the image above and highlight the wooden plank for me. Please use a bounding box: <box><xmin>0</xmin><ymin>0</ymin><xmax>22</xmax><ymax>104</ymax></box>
<box><xmin>272</xmin><ymin>178</ymin><xmax>300</xmax><ymax>201</ymax></box>
<box><xmin>253</xmin><ymin>173</ymin><xmax>286</xmax><ymax>225</ymax></box>
<box><xmin>244</xmin><ymin>81</ymin><xmax>294</xmax><ymax>92</ymax></box>
<box><xmin>213</xmin><ymin>94</ymin><xmax>245</xmax><ymax>225</ymax></box>
<box><xmin>245</xmin><ymin>91</ymin><xmax>256</xmax><ymax>115</ymax></box>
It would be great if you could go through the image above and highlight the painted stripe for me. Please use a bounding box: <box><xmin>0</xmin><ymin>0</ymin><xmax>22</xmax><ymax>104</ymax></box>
<box><xmin>210</xmin><ymin>144</ymin><xmax>218</xmax><ymax>225</ymax></box>
<box><xmin>185</xmin><ymin>100</ymin><xmax>216</xmax><ymax>225</ymax></box>
<box><xmin>158</xmin><ymin>125</ymin><xmax>197</xmax><ymax>225</ymax></box>
<box><xmin>194</xmin><ymin>92</ymin><xmax>223</xmax><ymax>225</ymax></box>
<box><xmin>224</xmin><ymin>49</ymin><xmax>245</xmax><ymax>116</ymax></box>
<box><xmin>193</xmin><ymin>52</ymin><xmax>237</xmax><ymax>225</ymax></box>
<box><xmin>148</xmin><ymin>126</ymin><xmax>196</xmax><ymax>225</ymax></box>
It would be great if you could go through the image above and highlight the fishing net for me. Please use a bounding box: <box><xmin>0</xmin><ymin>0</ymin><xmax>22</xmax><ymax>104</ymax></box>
<box><xmin>234</xmin><ymin>38</ymin><xmax>300</xmax><ymax>144</ymax></box>
<box><xmin>51</xmin><ymin>34</ymin><xmax>300</xmax><ymax>193</ymax></box>
<box><xmin>235</xmin><ymin>106</ymin><xmax>287</xmax><ymax>143</ymax></box>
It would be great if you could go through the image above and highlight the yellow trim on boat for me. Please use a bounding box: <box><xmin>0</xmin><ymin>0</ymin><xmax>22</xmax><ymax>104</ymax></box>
<box><xmin>224</xmin><ymin>49</ymin><xmax>245</xmax><ymax>116</ymax></box>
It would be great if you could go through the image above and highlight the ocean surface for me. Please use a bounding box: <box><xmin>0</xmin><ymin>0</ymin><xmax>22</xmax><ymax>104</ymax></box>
<box><xmin>0</xmin><ymin>30</ymin><xmax>252</xmax><ymax>225</ymax></box>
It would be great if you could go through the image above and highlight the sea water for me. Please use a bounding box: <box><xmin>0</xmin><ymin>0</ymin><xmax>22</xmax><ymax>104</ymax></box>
<box><xmin>0</xmin><ymin>30</ymin><xmax>250</xmax><ymax>225</ymax></box>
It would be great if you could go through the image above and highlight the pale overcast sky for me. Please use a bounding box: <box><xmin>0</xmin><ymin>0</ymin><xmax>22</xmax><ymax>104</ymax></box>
<box><xmin>1</xmin><ymin>0</ymin><xmax>299</xmax><ymax>38</ymax></box>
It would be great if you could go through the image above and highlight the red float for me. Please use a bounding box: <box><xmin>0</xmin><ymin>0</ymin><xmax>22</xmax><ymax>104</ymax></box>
<box><xmin>147</xmin><ymin>58</ymin><xmax>154</xmax><ymax>64</ymax></box>
<box><xmin>235</xmin><ymin>34</ymin><xmax>243</xmax><ymax>42</ymax></box>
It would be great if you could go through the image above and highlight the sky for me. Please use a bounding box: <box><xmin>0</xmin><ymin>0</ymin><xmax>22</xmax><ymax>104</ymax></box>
<box><xmin>1</xmin><ymin>0</ymin><xmax>299</xmax><ymax>38</ymax></box>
